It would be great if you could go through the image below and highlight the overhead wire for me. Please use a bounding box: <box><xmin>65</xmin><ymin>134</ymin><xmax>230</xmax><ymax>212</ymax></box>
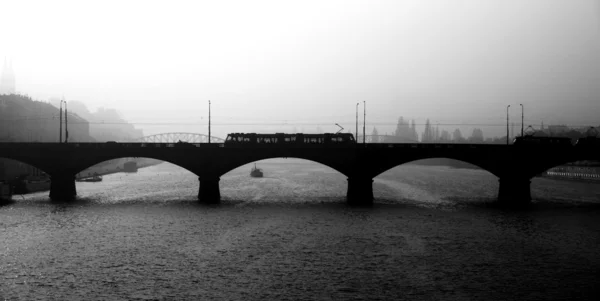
<box><xmin>0</xmin><ymin>115</ymin><xmax>596</xmax><ymax>128</ymax></box>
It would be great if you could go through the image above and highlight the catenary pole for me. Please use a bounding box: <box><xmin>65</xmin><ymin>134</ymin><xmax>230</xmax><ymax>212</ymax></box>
<box><xmin>506</xmin><ymin>105</ymin><xmax>510</xmax><ymax>145</ymax></box>
<box><xmin>356</xmin><ymin>102</ymin><xmax>359</xmax><ymax>141</ymax></box>
<box><xmin>65</xmin><ymin>101</ymin><xmax>68</xmax><ymax>143</ymax></box>
<box><xmin>363</xmin><ymin>101</ymin><xmax>366</xmax><ymax>144</ymax></box>
<box><xmin>520</xmin><ymin>104</ymin><xmax>524</xmax><ymax>137</ymax></box>
<box><xmin>59</xmin><ymin>100</ymin><xmax>63</xmax><ymax>143</ymax></box>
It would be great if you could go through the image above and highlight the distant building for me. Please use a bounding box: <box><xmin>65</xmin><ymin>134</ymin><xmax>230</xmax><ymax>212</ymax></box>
<box><xmin>0</xmin><ymin>57</ymin><xmax>16</xmax><ymax>96</ymax></box>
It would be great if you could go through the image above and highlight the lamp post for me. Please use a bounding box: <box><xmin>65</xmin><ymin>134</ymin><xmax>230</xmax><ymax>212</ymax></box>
<box><xmin>64</xmin><ymin>101</ymin><xmax>69</xmax><ymax>143</ymax></box>
<box><xmin>520</xmin><ymin>104</ymin><xmax>524</xmax><ymax>137</ymax></box>
<box><xmin>355</xmin><ymin>102</ymin><xmax>359</xmax><ymax>141</ymax></box>
<box><xmin>363</xmin><ymin>101</ymin><xmax>366</xmax><ymax>144</ymax></box>
<box><xmin>208</xmin><ymin>100</ymin><xmax>211</xmax><ymax>143</ymax></box>
<box><xmin>506</xmin><ymin>105</ymin><xmax>510</xmax><ymax>145</ymax></box>
<box><xmin>59</xmin><ymin>100</ymin><xmax>63</xmax><ymax>143</ymax></box>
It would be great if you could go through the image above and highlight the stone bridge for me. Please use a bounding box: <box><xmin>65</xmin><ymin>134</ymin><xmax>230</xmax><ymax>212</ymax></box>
<box><xmin>0</xmin><ymin>142</ymin><xmax>597</xmax><ymax>206</ymax></box>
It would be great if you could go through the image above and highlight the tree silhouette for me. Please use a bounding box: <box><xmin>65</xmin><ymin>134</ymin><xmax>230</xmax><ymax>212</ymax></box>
<box><xmin>452</xmin><ymin>128</ymin><xmax>464</xmax><ymax>143</ymax></box>
<box><xmin>371</xmin><ymin>127</ymin><xmax>380</xmax><ymax>143</ymax></box>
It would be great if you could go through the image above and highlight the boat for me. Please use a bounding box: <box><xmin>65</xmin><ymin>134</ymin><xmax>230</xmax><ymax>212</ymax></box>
<box><xmin>250</xmin><ymin>163</ymin><xmax>263</xmax><ymax>178</ymax></box>
<box><xmin>11</xmin><ymin>174</ymin><xmax>51</xmax><ymax>194</ymax></box>
<box><xmin>77</xmin><ymin>173</ymin><xmax>103</xmax><ymax>182</ymax></box>
<box><xmin>1</xmin><ymin>181</ymin><xmax>12</xmax><ymax>201</ymax></box>
<box><xmin>123</xmin><ymin>161</ymin><xmax>138</xmax><ymax>173</ymax></box>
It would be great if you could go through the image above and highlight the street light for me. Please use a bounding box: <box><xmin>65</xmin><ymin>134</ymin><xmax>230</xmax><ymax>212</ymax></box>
<box><xmin>363</xmin><ymin>101</ymin><xmax>366</xmax><ymax>144</ymax></box>
<box><xmin>208</xmin><ymin>100</ymin><xmax>211</xmax><ymax>143</ymax></box>
<box><xmin>520</xmin><ymin>104</ymin><xmax>524</xmax><ymax>137</ymax></box>
<box><xmin>506</xmin><ymin>105</ymin><xmax>510</xmax><ymax>145</ymax></box>
<box><xmin>59</xmin><ymin>99</ymin><xmax>64</xmax><ymax>143</ymax></box>
<box><xmin>64</xmin><ymin>100</ymin><xmax>69</xmax><ymax>143</ymax></box>
<box><xmin>355</xmin><ymin>102</ymin><xmax>359</xmax><ymax>141</ymax></box>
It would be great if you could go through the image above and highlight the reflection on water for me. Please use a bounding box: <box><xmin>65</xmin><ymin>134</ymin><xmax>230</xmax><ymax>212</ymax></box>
<box><xmin>1</xmin><ymin>160</ymin><xmax>599</xmax><ymax>300</ymax></box>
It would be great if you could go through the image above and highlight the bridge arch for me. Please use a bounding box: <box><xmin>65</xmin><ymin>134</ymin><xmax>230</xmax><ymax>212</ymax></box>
<box><xmin>372</xmin><ymin>157</ymin><xmax>499</xmax><ymax>204</ymax></box>
<box><xmin>218</xmin><ymin>157</ymin><xmax>349</xmax><ymax>201</ymax></box>
<box><xmin>72</xmin><ymin>155</ymin><xmax>198</xmax><ymax>176</ymax></box>
<box><xmin>0</xmin><ymin>155</ymin><xmax>53</xmax><ymax>177</ymax></box>
<box><xmin>370</xmin><ymin>154</ymin><xmax>501</xmax><ymax>179</ymax></box>
<box><xmin>217</xmin><ymin>155</ymin><xmax>350</xmax><ymax>178</ymax></box>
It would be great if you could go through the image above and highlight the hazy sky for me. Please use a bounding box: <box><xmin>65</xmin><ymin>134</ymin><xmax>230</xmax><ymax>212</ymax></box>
<box><xmin>1</xmin><ymin>0</ymin><xmax>599</xmax><ymax>138</ymax></box>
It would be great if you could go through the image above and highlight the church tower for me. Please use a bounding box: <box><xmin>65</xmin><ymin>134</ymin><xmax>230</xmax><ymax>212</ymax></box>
<box><xmin>0</xmin><ymin>57</ymin><xmax>16</xmax><ymax>95</ymax></box>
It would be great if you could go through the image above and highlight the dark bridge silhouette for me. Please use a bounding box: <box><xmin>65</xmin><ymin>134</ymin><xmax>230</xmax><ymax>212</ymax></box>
<box><xmin>0</xmin><ymin>142</ymin><xmax>597</xmax><ymax>206</ymax></box>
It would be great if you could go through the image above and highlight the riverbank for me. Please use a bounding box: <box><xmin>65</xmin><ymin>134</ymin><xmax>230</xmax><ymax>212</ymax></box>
<box><xmin>8</xmin><ymin>159</ymin><xmax>164</xmax><ymax>195</ymax></box>
<box><xmin>542</xmin><ymin>171</ymin><xmax>600</xmax><ymax>182</ymax></box>
<box><xmin>76</xmin><ymin>159</ymin><xmax>162</xmax><ymax>179</ymax></box>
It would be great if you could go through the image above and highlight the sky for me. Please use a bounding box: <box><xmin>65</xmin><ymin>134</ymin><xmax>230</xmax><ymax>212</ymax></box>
<box><xmin>1</xmin><ymin>0</ymin><xmax>599</xmax><ymax>139</ymax></box>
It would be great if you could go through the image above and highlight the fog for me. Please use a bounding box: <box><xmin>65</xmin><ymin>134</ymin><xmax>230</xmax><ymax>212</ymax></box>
<box><xmin>1</xmin><ymin>0</ymin><xmax>599</xmax><ymax>139</ymax></box>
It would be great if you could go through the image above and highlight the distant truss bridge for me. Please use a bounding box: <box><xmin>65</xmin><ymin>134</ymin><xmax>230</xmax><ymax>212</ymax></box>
<box><xmin>134</xmin><ymin>133</ymin><xmax>225</xmax><ymax>143</ymax></box>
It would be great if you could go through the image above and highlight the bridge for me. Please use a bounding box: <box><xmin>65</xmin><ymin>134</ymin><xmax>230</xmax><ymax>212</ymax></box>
<box><xmin>1</xmin><ymin>140</ymin><xmax>597</xmax><ymax>206</ymax></box>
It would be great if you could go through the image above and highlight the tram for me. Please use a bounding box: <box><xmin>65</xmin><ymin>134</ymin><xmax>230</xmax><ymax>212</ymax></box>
<box><xmin>225</xmin><ymin>133</ymin><xmax>356</xmax><ymax>145</ymax></box>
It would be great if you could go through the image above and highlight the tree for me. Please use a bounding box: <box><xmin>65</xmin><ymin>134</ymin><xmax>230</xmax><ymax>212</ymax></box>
<box><xmin>389</xmin><ymin>116</ymin><xmax>418</xmax><ymax>142</ymax></box>
<box><xmin>371</xmin><ymin>127</ymin><xmax>380</xmax><ymax>143</ymax></box>
<box><xmin>440</xmin><ymin>130</ymin><xmax>451</xmax><ymax>141</ymax></box>
<box><xmin>452</xmin><ymin>128</ymin><xmax>464</xmax><ymax>143</ymax></box>
<box><xmin>422</xmin><ymin>119</ymin><xmax>434</xmax><ymax>142</ymax></box>
<box><xmin>394</xmin><ymin>117</ymin><xmax>411</xmax><ymax>142</ymax></box>
<box><xmin>469</xmin><ymin>128</ymin><xmax>484</xmax><ymax>143</ymax></box>
<box><xmin>411</xmin><ymin>120</ymin><xmax>418</xmax><ymax>142</ymax></box>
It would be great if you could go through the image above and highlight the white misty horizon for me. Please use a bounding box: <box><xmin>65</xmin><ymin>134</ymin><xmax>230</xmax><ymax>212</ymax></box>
<box><xmin>0</xmin><ymin>0</ymin><xmax>598</xmax><ymax>139</ymax></box>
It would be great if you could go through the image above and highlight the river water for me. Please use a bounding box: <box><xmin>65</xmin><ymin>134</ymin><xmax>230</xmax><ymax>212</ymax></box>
<box><xmin>1</xmin><ymin>159</ymin><xmax>599</xmax><ymax>300</ymax></box>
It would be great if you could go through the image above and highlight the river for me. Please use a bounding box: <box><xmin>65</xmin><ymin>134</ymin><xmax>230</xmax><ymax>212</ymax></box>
<box><xmin>1</xmin><ymin>159</ymin><xmax>599</xmax><ymax>300</ymax></box>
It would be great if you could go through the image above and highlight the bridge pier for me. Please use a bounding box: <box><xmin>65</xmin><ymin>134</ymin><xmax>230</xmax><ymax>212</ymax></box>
<box><xmin>49</xmin><ymin>174</ymin><xmax>76</xmax><ymax>201</ymax></box>
<box><xmin>198</xmin><ymin>177</ymin><xmax>221</xmax><ymax>204</ymax></box>
<box><xmin>346</xmin><ymin>177</ymin><xmax>373</xmax><ymax>206</ymax></box>
<box><xmin>498</xmin><ymin>177</ymin><xmax>531</xmax><ymax>206</ymax></box>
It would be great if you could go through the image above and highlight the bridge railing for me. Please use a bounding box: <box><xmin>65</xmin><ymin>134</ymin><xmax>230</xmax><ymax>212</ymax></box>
<box><xmin>0</xmin><ymin>142</ymin><xmax>226</xmax><ymax>149</ymax></box>
<box><xmin>0</xmin><ymin>141</ymin><xmax>506</xmax><ymax>150</ymax></box>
